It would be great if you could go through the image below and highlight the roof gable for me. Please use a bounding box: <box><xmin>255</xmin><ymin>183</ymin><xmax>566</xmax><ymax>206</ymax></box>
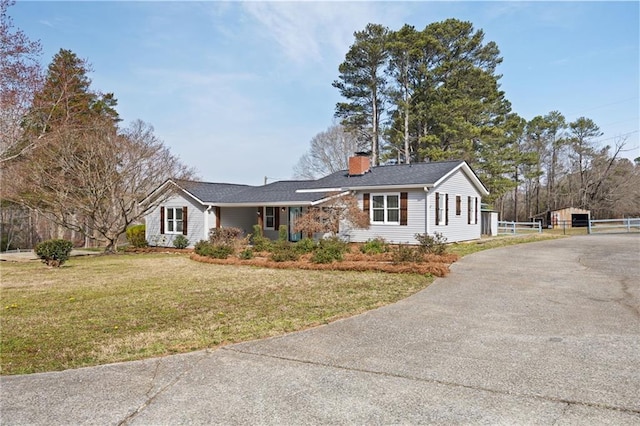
<box><xmin>296</xmin><ymin>160</ymin><xmax>489</xmax><ymax>196</ymax></box>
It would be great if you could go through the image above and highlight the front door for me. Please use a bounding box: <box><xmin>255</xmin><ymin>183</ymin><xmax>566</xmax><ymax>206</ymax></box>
<box><xmin>288</xmin><ymin>207</ymin><xmax>303</xmax><ymax>242</ymax></box>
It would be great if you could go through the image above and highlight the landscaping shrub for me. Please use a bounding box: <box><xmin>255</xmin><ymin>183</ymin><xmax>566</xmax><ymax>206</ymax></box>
<box><xmin>238</xmin><ymin>248</ymin><xmax>254</xmax><ymax>260</ymax></box>
<box><xmin>194</xmin><ymin>240</ymin><xmax>213</xmax><ymax>256</ymax></box>
<box><xmin>319</xmin><ymin>236</ymin><xmax>349</xmax><ymax>253</ymax></box>
<box><xmin>173</xmin><ymin>234</ymin><xmax>189</xmax><ymax>249</ymax></box>
<box><xmin>415</xmin><ymin>232</ymin><xmax>448</xmax><ymax>255</ymax></box>
<box><xmin>251</xmin><ymin>224</ymin><xmax>272</xmax><ymax>252</ymax></box>
<box><xmin>34</xmin><ymin>239</ymin><xmax>73</xmax><ymax>267</ymax></box>
<box><xmin>391</xmin><ymin>244</ymin><xmax>423</xmax><ymax>264</ymax></box>
<box><xmin>360</xmin><ymin>237</ymin><xmax>388</xmax><ymax>254</ymax></box>
<box><xmin>294</xmin><ymin>237</ymin><xmax>317</xmax><ymax>254</ymax></box>
<box><xmin>278</xmin><ymin>225</ymin><xmax>288</xmax><ymax>241</ymax></box>
<box><xmin>311</xmin><ymin>236</ymin><xmax>349</xmax><ymax>263</ymax></box>
<box><xmin>209</xmin><ymin>227</ymin><xmax>244</xmax><ymax>246</ymax></box>
<box><xmin>194</xmin><ymin>240</ymin><xmax>234</xmax><ymax>259</ymax></box>
<box><xmin>270</xmin><ymin>241</ymin><xmax>300</xmax><ymax>262</ymax></box>
<box><xmin>311</xmin><ymin>247</ymin><xmax>338</xmax><ymax>264</ymax></box>
<box><xmin>209</xmin><ymin>245</ymin><xmax>234</xmax><ymax>259</ymax></box>
<box><xmin>126</xmin><ymin>224</ymin><xmax>148</xmax><ymax>248</ymax></box>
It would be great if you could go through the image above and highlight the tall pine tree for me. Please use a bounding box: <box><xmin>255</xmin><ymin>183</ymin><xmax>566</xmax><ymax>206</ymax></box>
<box><xmin>333</xmin><ymin>24</ymin><xmax>390</xmax><ymax>166</ymax></box>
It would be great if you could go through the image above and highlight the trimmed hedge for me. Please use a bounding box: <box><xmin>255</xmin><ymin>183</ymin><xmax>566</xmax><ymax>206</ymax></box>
<box><xmin>34</xmin><ymin>239</ymin><xmax>73</xmax><ymax>267</ymax></box>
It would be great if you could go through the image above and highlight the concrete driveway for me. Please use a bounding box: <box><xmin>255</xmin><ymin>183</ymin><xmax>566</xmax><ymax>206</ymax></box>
<box><xmin>1</xmin><ymin>234</ymin><xmax>639</xmax><ymax>425</ymax></box>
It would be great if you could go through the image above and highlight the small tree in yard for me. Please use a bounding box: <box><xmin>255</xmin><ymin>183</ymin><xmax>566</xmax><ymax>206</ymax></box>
<box><xmin>293</xmin><ymin>193</ymin><xmax>369</xmax><ymax>237</ymax></box>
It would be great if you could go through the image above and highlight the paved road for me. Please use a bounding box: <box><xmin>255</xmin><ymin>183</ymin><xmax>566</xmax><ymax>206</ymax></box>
<box><xmin>1</xmin><ymin>234</ymin><xmax>639</xmax><ymax>425</ymax></box>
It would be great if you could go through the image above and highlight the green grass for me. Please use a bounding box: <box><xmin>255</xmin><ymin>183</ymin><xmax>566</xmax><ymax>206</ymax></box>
<box><xmin>1</xmin><ymin>253</ymin><xmax>431</xmax><ymax>375</ymax></box>
<box><xmin>447</xmin><ymin>233</ymin><xmax>564</xmax><ymax>257</ymax></box>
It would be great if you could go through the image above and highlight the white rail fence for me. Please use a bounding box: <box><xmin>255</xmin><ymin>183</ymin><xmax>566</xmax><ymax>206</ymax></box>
<box><xmin>588</xmin><ymin>218</ymin><xmax>640</xmax><ymax>234</ymax></box>
<box><xmin>497</xmin><ymin>221</ymin><xmax>542</xmax><ymax>235</ymax></box>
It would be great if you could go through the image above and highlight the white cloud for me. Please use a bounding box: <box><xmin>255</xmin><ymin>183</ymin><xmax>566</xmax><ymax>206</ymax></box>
<box><xmin>240</xmin><ymin>2</ymin><xmax>404</xmax><ymax>66</ymax></box>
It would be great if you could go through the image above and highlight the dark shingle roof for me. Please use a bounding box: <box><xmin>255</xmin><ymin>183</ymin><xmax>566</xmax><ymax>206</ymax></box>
<box><xmin>216</xmin><ymin>180</ymin><xmax>328</xmax><ymax>204</ymax></box>
<box><xmin>300</xmin><ymin>160</ymin><xmax>465</xmax><ymax>190</ymax></box>
<box><xmin>167</xmin><ymin>160</ymin><xmax>485</xmax><ymax>206</ymax></box>
<box><xmin>173</xmin><ymin>179</ymin><xmax>328</xmax><ymax>205</ymax></box>
<box><xmin>172</xmin><ymin>180</ymin><xmax>253</xmax><ymax>203</ymax></box>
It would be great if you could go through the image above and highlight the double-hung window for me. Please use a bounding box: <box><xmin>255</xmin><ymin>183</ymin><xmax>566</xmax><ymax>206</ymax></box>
<box><xmin>468</xmin><ymin>196</ymin><xmax>477</xmax><ymax>225</ymax></box>
<box><xmin>371</xmin><ymin>194</ymin><xmax>400</xmax><ymax>225</ymax></box>
<box><xmin>264</xmin><ymin>207</ymin><xmax>275</xmax><ymax>229</ymax></box>
<box><xmin>166</xmin><ymin>207</ymin><xmax>184</xmax><ymax>234</ymax></box>
<box><xmin>435</xmin><ymin>192</ymin><xmax>448</xmax><ymax>226</ymax></box>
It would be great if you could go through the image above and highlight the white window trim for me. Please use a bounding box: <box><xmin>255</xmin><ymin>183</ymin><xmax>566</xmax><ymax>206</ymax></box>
<box><xmin>165</xmin><ymin>207</ymin><xmax>183</xmax><ymax>235</ymax></box>
<box><xmin>437</xmin><ymin>193</ymin><xmax>446</xmax><ymax>226</ymax></box>
<box><xmin>370</xmin><ymin>193</ymin><xmax>401</xmax><ymax>225</ymax></box>
<box><xmin>264</xmin><ymin>206</ymin><xmax>275</xmax><ymax>230</ymax></box>
<box><xmin>469</xmin><ymin>196</ymin><xmax>477</xmax><ymax>225</ymax></box>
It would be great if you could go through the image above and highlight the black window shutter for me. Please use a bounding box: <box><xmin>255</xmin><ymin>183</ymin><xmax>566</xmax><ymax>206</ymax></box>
<box><xmin>400</xmin><ymin>192</ymin><xmax>408</xmax><ymax>226</ymax></box>
<box><xmin>435</xmin><ymin>192</ymin><xmax>440</xmax><ymax>225</ymax></box>
<box><xmin>468</xmin><ymin>196</ymin><xmax>471</xmax><ymax>225</ymax></box>
<box><xmin>445</xmin><ymin>194</ymin><xmax>449</xmax><ymax>226</ymax></box>
<box><xmin>182</xmin><ymin>206</ymin><xmax>188</xmax><ymax>235</ymax></box>
<box><xmin>475</xmin><ymin>197</ymin><xmax>478</xmax><ymax>224</ymax></box>
<box><xmin>160</xmin><ymin>207</ymin><xmax>165</xmax><ymax>234</ymax></box>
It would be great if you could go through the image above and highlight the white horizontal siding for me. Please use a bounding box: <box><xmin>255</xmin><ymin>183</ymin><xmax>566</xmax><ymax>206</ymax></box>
<box><xmin>145</xmin><ymin>194</ymin><xmax>205</xmax><ymax>248</ymax></box>
<box><xmin>341</xmin><ymin>190</ymin><xmax>427</xmax><ymax>244</ymax></box>
<box><xmin>429</xmin><ymin>171</ymin><xmax>482</xmax><ymax>243</ymax></box>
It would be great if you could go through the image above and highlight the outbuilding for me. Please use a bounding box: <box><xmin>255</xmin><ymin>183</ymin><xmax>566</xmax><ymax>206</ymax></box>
<box><xmin>533</xmin><ymin>207</ymin><xmax>591</xmax><ymax>228</ymax></box>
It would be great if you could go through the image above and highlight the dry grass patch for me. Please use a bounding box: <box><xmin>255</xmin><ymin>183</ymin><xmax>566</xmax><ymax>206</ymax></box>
<box><xmin>1</xmin><ymin>253</ymin><xmax>432</xmax><ymax>375</ymax></box>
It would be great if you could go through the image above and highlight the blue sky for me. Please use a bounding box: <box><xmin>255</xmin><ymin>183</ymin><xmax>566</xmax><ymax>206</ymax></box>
<box><xmin>10</xmin><ymin>1</ymin><xmax>640</xmax><ymax>185</ymax></box>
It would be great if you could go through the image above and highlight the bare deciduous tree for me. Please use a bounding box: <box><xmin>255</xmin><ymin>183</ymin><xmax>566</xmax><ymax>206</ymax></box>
<box><xmin>9</xmin><ymin>119</ymin><xmax>194</xmax><ymax>252</ymax></box>
<box><xmin>0</xmin><ymin>0</ymin><xmax>43</xmax><ymax>164</ymax></box>
<box><xmin>293</xmin><ymin>124</ymin><xmax>365</xmax><ymax>179</ymax></box>
<box><xmin>293</xmin><ymin>193</ymin><xmax>369</xmax><ymax>237</ymax></box>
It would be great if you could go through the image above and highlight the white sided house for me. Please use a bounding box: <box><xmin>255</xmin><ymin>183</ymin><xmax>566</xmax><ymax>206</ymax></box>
<box><xmin>143</xmin><ymin>156</ymin><xmax>488</xmax><ymax>247</ymax></box>
<box><xmin>298</xmin><ymin>156</ymin><xmax>489</xmax><ymax>244</ymax></box>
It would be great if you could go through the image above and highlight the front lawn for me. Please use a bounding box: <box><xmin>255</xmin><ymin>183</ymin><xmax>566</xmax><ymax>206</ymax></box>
<box><xmin>1</xmin><ymin>253</ymin><xmax>432</xmax><ymax>375</ymax></box>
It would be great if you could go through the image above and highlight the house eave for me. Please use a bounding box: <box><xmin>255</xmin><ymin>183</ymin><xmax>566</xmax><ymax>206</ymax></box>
<box><xmin>210</xmin><ymin>202</ymin><xmax>315</xmax><ymax>208</ymax></box>
<box><xmin>298</xmin><ymin>184</ymin><xmax>431</xmax><ymax>193</ymax></box>
<box><xmin>433</xmin><ymin>162</ymin><xmax>490</xmax><ymax>196</ymax></box>
<box><xmin>140</xmin><ymin>179</ymin><xmax>208</xmax><ymax>207</ymax></box>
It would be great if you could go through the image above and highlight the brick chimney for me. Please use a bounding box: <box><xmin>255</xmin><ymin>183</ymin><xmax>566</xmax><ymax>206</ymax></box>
<box><xmin>348</xmin><ymin>153</ymin><xmax>371</xmax><ymax>176</ymax></box>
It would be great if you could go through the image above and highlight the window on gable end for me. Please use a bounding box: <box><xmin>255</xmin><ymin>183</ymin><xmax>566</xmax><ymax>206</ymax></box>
<box><xmin>165</xmin><ymin>207</ymin><xmax>186</xmax><ymax>234</ymax></box>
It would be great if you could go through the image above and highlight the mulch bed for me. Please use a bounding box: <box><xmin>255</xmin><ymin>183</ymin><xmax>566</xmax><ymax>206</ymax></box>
<box><xmin>190</xmin><ymin>251</ymin><xmax>458</xmax><ymax>277</ymax></box>
<box><xmin>127</xmin><ymin>245</ymin><xmax>458</xmax><ymax>277</ymax></box>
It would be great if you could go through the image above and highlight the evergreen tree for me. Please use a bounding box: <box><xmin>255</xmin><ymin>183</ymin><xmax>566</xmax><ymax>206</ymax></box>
<box><xmin>333</xmin><ymin>24</ymin><xmax>390</xmax><ymax>166</ymax></box>
<box><xmin>568</xmin><ymin>117</ymin><xmax>603</xmax><ymax>207</ymax></box>
<box><xmin>24</xmin><ymin>48</ymin><xmax>118</xmax><ymax>137</ymax></box>
<box><xmin>417</xmin><ymin>19</ymin><xmax>510</xmax><ymax>163</ymax></box>
<box><xmin>385</xmin><ymin>24</ymin><xmax>421</xmax><ymax>163</ymax></box>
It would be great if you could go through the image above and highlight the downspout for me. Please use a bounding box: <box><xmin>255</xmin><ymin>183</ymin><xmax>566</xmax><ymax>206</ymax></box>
<box><xmin>424</xmin><ymin>187</ymin><xmax>431</xmax><ymax>235</ymax></box>
<box><xmin>204</xmin><ymin>205</ymin><xmax>213</xmax><ymax>240</ymax></box>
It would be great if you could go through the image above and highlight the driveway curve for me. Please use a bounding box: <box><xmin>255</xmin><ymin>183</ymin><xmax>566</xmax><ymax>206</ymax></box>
<box><xmin>2</xmin><ymin>234</ymin><xmax>639</xmax><ymax>425</ymax></box>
